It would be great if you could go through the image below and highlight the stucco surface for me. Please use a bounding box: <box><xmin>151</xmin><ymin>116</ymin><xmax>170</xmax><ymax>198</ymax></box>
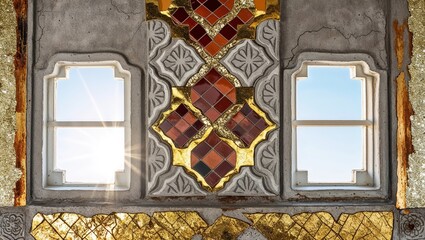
<box><xmin>282</xmin><ymin>0</ymin><xmax>387</xmax><ymax>70</ymax></box>
<box><xmin>407</xmin><ymin>0</ymin><xmax>425</xmax><ymax>208</ymax></box>
<box><xmin>0</xmin><ymin>0</ymin><xmax>22</xmax><ymax>206</ymax></box>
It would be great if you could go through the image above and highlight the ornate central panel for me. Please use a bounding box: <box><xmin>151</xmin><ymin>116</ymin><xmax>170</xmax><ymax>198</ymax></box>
<box><xmin>147</xmin><ymin>0</ymin><xmax>280</xmax><ymax>194</ymax></box>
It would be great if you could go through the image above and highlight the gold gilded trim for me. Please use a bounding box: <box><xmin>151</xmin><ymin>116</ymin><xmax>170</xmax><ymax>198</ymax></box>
<box><xmin>31</xmin><ymin>211</ymin><xmax>394</xmax><ymax>239</ymax></box>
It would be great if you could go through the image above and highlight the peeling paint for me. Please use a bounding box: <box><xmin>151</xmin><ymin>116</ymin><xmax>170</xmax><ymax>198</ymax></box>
<box><xmin>397</xmin><ymin>72</ymin><xmax>414</xmax><ymax>209</ymax></box>
<box><xmin>12</xmin><ymin>0</ymin><xmax>27</xmax><ymax>207</ymax></box>
<box><xmin>393</xmin><ymin>20</ymin><xmax>408</xmax><ymax>70</ymax></box>
<box><xmin>393</xmin><ymin>18</ymin><xmax>414</xmax><ymax>209</ymax></box>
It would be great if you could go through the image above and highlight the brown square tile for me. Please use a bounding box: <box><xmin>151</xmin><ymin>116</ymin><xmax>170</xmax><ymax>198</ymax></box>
<box><xmin>202</xmin><ymin>150</ymin><xmax>223</xmax><ymax>169</ymax></box>
<box><xmin>166</xmin><ymin>127</ymin><xmax>181</xmax><ymax>140</ymax></box>
<box><xmin>199</xmin><ymin>34</ymin><xmax>213</xmax><ymax>47</ymax></box>
<box><xmin>207</xmin><ymin>14</ymin><xmax>219</xmax><ymax>25</ymax></box>
<box><xmin>215</xmin><ymin>141</ymin><xmax>233</xmax><ymax>158</ymax></box>
<box><xmin>191</xmin><ymin>154</ymin><xmax>199</xmax><ymax>167</ymax></box>
<box><xmin>215</xmin><ymin>5</ymin><xmax>230</xmax><ymax>18</ymax></box>
<box><xmin>224</xmin><ymin>0</ymin><xmax>234</xmax><ymax>10</ymax></box>
<box><xmin>194</xmin><ymin>98</ymin><xmax>211</xmax><ymax>113</ymax></box>
<box><xmin>204</xmin><ymin>87</ymin><xmax>223</xmax><ymax>105</ymax></box>
<box><xmin>238</xmin><ymin>8</ymin><xmax>253</xmax><ymax>22</ymax></box>
<box><xmin>205</xmin><ymin>108</ymin><xmax>220</xmax><ymax>122</ymax></box>
<box><xmin>183</xmin><ymin>17</ymin><xmax>198</xmax><ymax>29</ymax></box>
<box><xmin>184</xmin><ymin>126</ymin><xmax>198</xmax><ymax>139</ymax></box>
<box><xmin>175</xmin><ymin>119</ymin><xmax>190</xmax><ymax>133</ymax></box>
<box><xmin>183</xmin><ymin>113</ymin><xmax>198</xmax><ymax>125</ymax></box>
<box><xmin>159</xmin><ymin>120</ymin><xmax>173</xmax><ymax>133</ymax></box>
<box><xmin>233</xmin><ymin>112</ymin><xmax>245</xmax><ymax>123</ymax></box>
<box><xmin>204</xmin><ymin>68</ymin><xmax>222</xmax><ymax>84</ymax></box>
<box><xmin>205</xmin><ymin>42</ymin><xmax>221</xmax><ymax>56</ymax></box>
<box><xmin>214</xmin><ymin>34</ymin><xmax>228</xmax><ymax>46</ymax></box>
<box><xmin>167</xmin><ymin>111</ymin><xmax>181</xmax><ymax>124</ymax></box>
<box><xmin>215</xmin><ymin>161</ymin><xmax>234</xmax><ymax>177</ymax></box>
<box><xmin>215</xmin><ymin>97</ymin><xmax>233</xmax><ymax>113</ymax></box>
<box><xmin>220</xmin><ymin>24</ymin><xmax>237</xmax><ymax>40</ymax></box>
<box><xmin>205</xmin><ymin>131</ymin><xmax>221</xmax><ymax>147</ymax></box>
<box><xmin>172</xmin><ymin>8</ymin><xmax>189</xmax><ymax>23</ymax></box>
<box><xmin>227</xmin><ymin>151</ymin><xmax>236</xmax><ymax>166</ymax></box>
<box><xmin>192</xmin><ymin>141</ymin><xmax>212</xmax><ymax>159</ymax></box>
<box><xmin>215</xmin><ymin>78</ymin><xmax>234</xmax><ymax>94</ymax></box>
<box><xmin>205</xmin><ymin>172</ymin><xmax>221</xmax><ymax>187</ymax></box>
<box><xmin>175</xmin><ymin>134</ymin><xmax>189</xmax><ymax>148</ymax></box>
<box><xmin>195</xmin><ymin>5</ymin><xmax>210</xmax><ymax>18</ymax></box>
<box><xmin>192</xmin><ymin>78</ymin><xmax>211</xmax><ymax>95</ymax></box>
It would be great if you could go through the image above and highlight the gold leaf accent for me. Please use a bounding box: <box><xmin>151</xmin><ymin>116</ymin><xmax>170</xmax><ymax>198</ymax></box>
<box><xmin>31</xmin><ymin>211</ymin><xmax>393</xmax><ymax>239</ymax></box>
<box><xmin>202</xmin><ymin>216</ymin><xmax>250</xmax><ymax>240</ymax></box>
<box><xmin>246</xmin><ymin>212</ymin><xmax>394</xmax><ymax>240</ymax></box>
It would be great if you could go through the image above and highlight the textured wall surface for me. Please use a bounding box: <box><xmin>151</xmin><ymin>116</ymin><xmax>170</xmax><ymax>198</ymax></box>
<box><xmin>407</xmin><ymin>0</ymin><xmax>425</xmax><ymax>208</ymax></box>
<box><xmin>0</xmin><ymin>0</ymin><xmax>22</xmax><ymax>206</ymax></box>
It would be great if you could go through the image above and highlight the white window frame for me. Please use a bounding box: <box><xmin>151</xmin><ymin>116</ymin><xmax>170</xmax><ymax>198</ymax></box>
<box><xmin>43</xmin><ymin>61</ymin><xmax>131</xmax><ymax>190</ymax></box>
<box><xmin>283</xmin><ymin>53</ymin><xmax>388</xmax><ymax>200</ymax></box>
<box><xmin>293</xmin><ymin>63</ymin><xmax>375</xmax><ymax>188</ymax></box>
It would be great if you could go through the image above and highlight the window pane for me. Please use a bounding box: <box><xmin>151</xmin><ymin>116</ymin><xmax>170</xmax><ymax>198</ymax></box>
<box><xmin>296</xmin><ymin>126</ymin><xmax>363</xmax><ymax>183</ymax></box>
<box><xmin>55</xmin><ymin>127</ymin><xmax>125</xmax><ymax>184</ymax></box>
<box><xmin>56</xmin><ymin>67</ymin><xmax>124</xmax><ymax>121</ymax></box>
<box><xmin>296</xmin><ymin>66</ymin><xmax>362</xmax><ymax>120</ymax></box>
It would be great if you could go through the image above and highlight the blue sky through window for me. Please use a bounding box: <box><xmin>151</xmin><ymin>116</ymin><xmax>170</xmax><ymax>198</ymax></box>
<box><xmin>296</xmin><ymin>66</ymin><xmax>364</xmax><ymax>183</ymax></box>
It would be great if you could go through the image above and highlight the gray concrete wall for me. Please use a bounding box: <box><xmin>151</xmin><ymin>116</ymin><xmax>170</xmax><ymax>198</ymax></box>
<box><xmin>282</xmin><ymin>0</ymin><xmax>387</xmax><ymax>70</ymax></box>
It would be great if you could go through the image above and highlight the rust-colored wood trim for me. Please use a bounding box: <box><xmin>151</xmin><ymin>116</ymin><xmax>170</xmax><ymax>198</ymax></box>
<box><xmin>394</xmin><ymin>20</ymin><xmax>414</xmax><ymax>209</ymax></box>
<box><xmin>13</xmin><ymin>0</ymin><xmax>27</xmax><ymax>206</ymax></box>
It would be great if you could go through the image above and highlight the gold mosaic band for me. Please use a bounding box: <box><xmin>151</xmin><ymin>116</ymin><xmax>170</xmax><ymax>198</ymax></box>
<box><xmin>31</xmin><ymin>211</ymin><xmax>393</xmax><ymax>239</ymax></box>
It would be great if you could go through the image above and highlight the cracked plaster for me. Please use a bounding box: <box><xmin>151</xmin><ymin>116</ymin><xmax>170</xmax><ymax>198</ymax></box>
<box><xmin>0</xmin><ymin>0</ymin><xmax>22</xmax><ymax>206</ymax></box>
<box><xmin>282</xmin><ymin>0</ymin><xmax>387</xmax><ymax>69</ymax></box>
<box><xmin>34</xmin><ymin>0</ymin><xmax>147</xmax><ymax>70</ymax></box>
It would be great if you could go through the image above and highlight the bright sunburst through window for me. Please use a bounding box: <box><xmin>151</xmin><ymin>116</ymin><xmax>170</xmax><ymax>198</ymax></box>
<box><xmin>45</xmin><ymin>63</ymin><xmax>131</xmax><ymax>189</ymax></box>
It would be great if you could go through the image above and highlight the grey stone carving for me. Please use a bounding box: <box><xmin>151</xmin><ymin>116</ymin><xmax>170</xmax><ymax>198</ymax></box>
<box><xmin>219</xmin><ymin>168</ymin><xmax>273</xmax><ymax>196</ymax></box>
<box><xmin>147</xmin><ymin>20</ymin><xmax>171</xmax><ymax>60</ymax></box>
<box><xmin>252</xmin><ymin>130</ymin><xmax>279</xmax><ymax>195</ymax></box>
<box><xmin>147</xmin><ymin>131</ymin><xmax>171</xmax><ymax>193</ymax></box>
<box><xmin>221</xmin><ymin>40</ymin><xmax>272</xmax><ymax>86</ymax></box>
<box><xmin>400</xmin><ymin>212</ymin><xmax>425</xmax><ymax>240</ymax></box>
<box><xmin>237</xmin><ymin>227</ymin><xmax>267</xmax><ymax>240</ymax></box>
<box><xmin>256</xmin><ymin>20</ymin><xmax>279</xmax><ymax>60</ymax></box>
<box><xmin>255</xmin><ymin>69</ymin><xmax>279</xmax><ymax>124</ymax></box>
<box><xmin>0</xmin><ymin>213</ymin><xmax>25</xmax><ymax>240</ymax></box>
<box><xmin>151</xmin><ymin>167</ymin><xmax>207</xmax><ymax>196</ymax></box>
<box><xmin>153</xmin><ymin>39</ymin><xmax>204</xmax><ymax>86</ymax></box>
<box><xmin>147</xmin><ymin>68</ymin><xmax>170</xmax><ymax>125</ymax></box>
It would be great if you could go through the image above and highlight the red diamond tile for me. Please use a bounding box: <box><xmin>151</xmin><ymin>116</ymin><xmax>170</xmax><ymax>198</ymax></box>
<box><xmin>171</xmin><ymin>7</ymin><xmax>254</xmax><ymax>56</ymax></box>
<box><xmin>191</xmin><ymin>0</ymin><xmax>234</xmax><ymax>25</ymax></box>
<box><xmin>191</xmin><ymin>68</ymin><xmax>236</xmax><ymax>122</ymax></box>
<box><xmin>159</xmin><ymin>104</ymin><xmax>205</xmax><ymax>148</ymax></box>
<box><xmin>191</xmin><ymin>131</ymin><xmax>237</xmax><ymax>187</ymax></box>
<box><xmin>226</xmin><ymin>103</ymin><xmax>269</xmax><ymax>147</ymax></box>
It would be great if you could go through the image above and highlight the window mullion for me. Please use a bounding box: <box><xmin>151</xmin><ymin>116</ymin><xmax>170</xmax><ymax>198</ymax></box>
<box><xmin>293</xmin><ymin>120</ymin><xmax>372</xmax><ymax>126</ymax></box>
<box><xmin>48</xmin><ymin>121</ymin><xmax>125</xmax><ymax>128</ymax></box>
